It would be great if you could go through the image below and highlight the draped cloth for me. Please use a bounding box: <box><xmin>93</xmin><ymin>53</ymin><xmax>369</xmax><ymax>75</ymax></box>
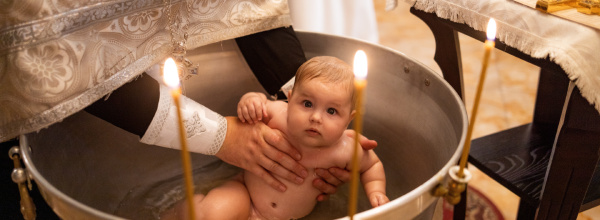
<box><xmin>399</xmin><ymin>0</ymin><xmax>600</xmax><ymax>114</ymax></box>
<box><xmin>0</xmin><ymin>0</ymin><xmax>292</xmax><ymax>142</ymax></box>
<box><xmin>288</xmin><ymin>0</ymin><xmax>380</xmax><ymax>43</ymax></box>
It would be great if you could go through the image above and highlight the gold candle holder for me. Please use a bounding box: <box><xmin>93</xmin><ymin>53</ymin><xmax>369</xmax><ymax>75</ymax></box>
<box><xmin>164</xmin><ymin>58</ymin><xmax>196</xmax><ymax>220</ymax></box>
<box><xmin>348</xmin><ymin>50</ymin><xmax>368</xmax><ymax>220</ymax></box>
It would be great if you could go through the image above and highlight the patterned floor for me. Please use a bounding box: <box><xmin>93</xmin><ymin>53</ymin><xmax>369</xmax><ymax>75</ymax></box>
<box><xmin>443</xmin><ymin>186</ymin><xmax>504</xmax><ymax>220</ymax></box>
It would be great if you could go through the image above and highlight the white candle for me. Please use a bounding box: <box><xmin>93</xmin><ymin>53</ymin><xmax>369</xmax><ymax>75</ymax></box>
<box><xmin>163</xmin><ymin>58</ymin><xmax>181</xmax><ymax>89</ymax></box>
<box><xmin>486</xmin><ymin>18</ymin><xmax>497</xmax><ymax>42</ymax></box>
<box><xmin>353</xmin><ymin>50</ymin><xmax>368</xmax><ymax>80</ymax></box>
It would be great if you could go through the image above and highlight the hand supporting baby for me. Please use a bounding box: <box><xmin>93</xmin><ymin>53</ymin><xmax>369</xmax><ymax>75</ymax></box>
<box><xmin>236</xmin><ymin>92</ymin><xmax>380</xmax><ymax>202</ymax></box>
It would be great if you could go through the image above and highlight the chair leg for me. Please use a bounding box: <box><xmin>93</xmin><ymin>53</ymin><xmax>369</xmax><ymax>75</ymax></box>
<box><xmin>409</xmin><ymin>7</ymin><xmax>464</xmax><ymax>100</ymax></box>
<box><xmin>453</xmin><ymin>188</ymin><xmax>467</xmax><ymax>220</ymax></box>
<box><xmin>535</xmin><ymin>83</ymin><xmax>600</xmax><ymax>220</ymax></box>
<box><xmin>516</xmin><ymin>200</ymin><xmax>537</xmax><ymax>220</ymax></box>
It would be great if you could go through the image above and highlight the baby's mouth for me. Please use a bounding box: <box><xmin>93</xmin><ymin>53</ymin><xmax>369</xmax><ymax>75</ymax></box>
<box><xmin>306</xmin><ymin>128</ymin><xmax>320</xmax><ymax>136</ymax></box>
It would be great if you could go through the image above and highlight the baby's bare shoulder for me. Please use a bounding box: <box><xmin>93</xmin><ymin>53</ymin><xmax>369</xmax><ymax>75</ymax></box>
<box><xmin>326</xmin><ymin>135</ymin><xmax>357</xmax><ymax>164</ymax></box>
<box><xmin>268</xmin><ymin>100</ymin><xmax>288</xmax><ymax>109</ymax></box>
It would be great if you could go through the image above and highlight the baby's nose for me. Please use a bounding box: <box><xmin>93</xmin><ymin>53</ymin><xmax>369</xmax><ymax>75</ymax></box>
<box><xmin>309</xmin><ymin>112</ymin><xmax>321</xmax><ymax>123</ymax></box>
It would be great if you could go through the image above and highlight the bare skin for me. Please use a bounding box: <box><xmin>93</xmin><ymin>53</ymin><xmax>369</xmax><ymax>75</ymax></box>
<box><xmin>217</xmin><ymin>117</ymin><xmax>307</xmax><ymax>192</ymax></box>
<box><xmin>243</xmin><ymin>100</ymin><xmax>387</xmax><ymax>219</ymax></box>
<box><xmin>170</xmin><ymin>76</ymin><xmax>388</xmax><ymax>220</ymax></box>
<box><xmin>162</xmin><ymin>100</ymin><xmax>387</xmax><ymax>220</ymax></box>
<box><xmin>216</xmin><ymin>116</ymin><xmax>377</xmax><ymax>197</ymax></box>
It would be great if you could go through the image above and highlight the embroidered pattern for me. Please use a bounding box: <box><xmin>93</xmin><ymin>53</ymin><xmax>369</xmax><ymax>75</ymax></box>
<box><xmin>183</xmin><ymin>112</ymin><xmax>206</xmax><ymax>139</ymax></box>
<box><xmin>0</xmin><ymin>0</ymin><xmax>166</xmax><ymax>56</ymax></box>
<box><xmin>0</xmin><ymin>0</ymin><xmax>291</xmax><ymax>142</ymax></box>
<box><xmin>13</xmin><ymin>41</ymin><xmax>76</xmax><ymax>100</ymax></box>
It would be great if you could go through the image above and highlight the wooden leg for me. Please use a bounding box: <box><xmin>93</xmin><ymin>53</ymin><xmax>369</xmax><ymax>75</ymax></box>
<box><xmin>532</xmin><ymin>68</ymin><xmax>570</xmax><ymax>126</ymax></box>
<box><xmin>517</xmin><ymin>200</ymin><xmax>537</xmax><ymax>220</ymax></box>
<box><xmin>535</xmin><ymin>83</ymin><xmax>600</xmax><ymax>220</ymax></box>
<box><xmin>409</xmin><ymin>7</ymin><xmax>464</xmax><ymax>100</ymax></box>
<box><xmin>410</xmin><ymin>7</ymin><xmax>468</xmax><ymax>220</ymax></box>
<box><xmin>452</xmin><ymin>188</ymin><xmax>467</xmax><ymax>220</ymax></box>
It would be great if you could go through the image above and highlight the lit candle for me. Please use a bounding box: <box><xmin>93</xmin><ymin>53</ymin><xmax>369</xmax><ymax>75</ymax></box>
<box><xmin>457</xmin><ymin>18</ymin><xmax>496</xmax><ymax>177</ymax></box>
<box><xmin>163</xmin><ymin>58</ymin><xmax>196</xmax><ymax>220</ymax></box>
<box><xmin>348</xmin><ymin>50</ymin><xmax>368</xmax><ymax>220</ymax></box>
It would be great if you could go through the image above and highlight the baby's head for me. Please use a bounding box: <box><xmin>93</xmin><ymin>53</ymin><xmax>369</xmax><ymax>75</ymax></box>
<box><xmin>287</xmin><ymin>56</ymin><xmax>356</xmax><ymax>147</ymax></box>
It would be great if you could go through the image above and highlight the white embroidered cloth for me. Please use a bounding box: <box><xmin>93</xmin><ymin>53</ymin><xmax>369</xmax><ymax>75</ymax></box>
<box><xmin>0</xmin><ymin>0</ymin><xmax>292</xmax><ymax>142</ymax></box>
<box><xmin>402</xmin><ymin>0</ymin><xmax>600</xmax><ymax>114</ymax></box>
<box><xmin>140</xmin><ymin>84</ymin><xmax>226</xmax><ymax>155</ymax></box>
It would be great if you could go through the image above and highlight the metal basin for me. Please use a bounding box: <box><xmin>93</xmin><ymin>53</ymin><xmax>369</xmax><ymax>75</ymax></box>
<box><xmin>20</xmin><ymin>31</ymin><xmax>467</xmax><ymax>219</ymax></box>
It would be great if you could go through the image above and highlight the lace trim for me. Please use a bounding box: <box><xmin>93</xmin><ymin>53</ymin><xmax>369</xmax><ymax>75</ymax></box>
<box><xmin>0</xmin><ymin>0</ymin><xmax>169</xmax><ymax>56</ymax></box>
<box><xmin>1</xmin><ymin>14</ymin><xmax>291</xmax><ymax>142</ymax></box>
<box><xmin>3</xmin><ymin>49</ymin><xmax>167</xmax><ymax>142</ymax></box>
<box><xmin>141</xmin><ymin>85</ymin><xmax>173</xmax><ymax>144</ymax></box>
<box><xmin>208</xmin><ymin>115</ymin><xmax>227</xmax><ymax>155</ymax></box>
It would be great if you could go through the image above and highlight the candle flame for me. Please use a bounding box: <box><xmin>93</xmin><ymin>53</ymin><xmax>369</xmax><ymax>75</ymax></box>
<box><xmin>486</xmin><ymin>18</ymin><xmax>497</xmax><ymax>41</ymax></box>
<box><xmin>163</xmin><ymin>57</ymin><xmax>180</xmax><ymax>88</ymax></box>
<box><xmin>353</xmin><ymin>50</ymin><xmax>368</xmax><ymax>80</ymax></box>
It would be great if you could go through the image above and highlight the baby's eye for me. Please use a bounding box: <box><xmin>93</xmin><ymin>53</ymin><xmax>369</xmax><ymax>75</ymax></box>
<box><xmin>327</xmin><ymin>108</ymin><xmax>337</xmax><ymax>115</ymax></box>
<box><xmin>303</xmin><ymin>100</ymin><xmax>313</xmax><ymax>108</ymax></box>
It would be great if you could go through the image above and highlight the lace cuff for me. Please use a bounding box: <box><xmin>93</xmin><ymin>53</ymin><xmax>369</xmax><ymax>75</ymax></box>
<box><xmin>140</xmin><ymin>85</ymin><xmax>227</xmax><ymax>155</ymax></box>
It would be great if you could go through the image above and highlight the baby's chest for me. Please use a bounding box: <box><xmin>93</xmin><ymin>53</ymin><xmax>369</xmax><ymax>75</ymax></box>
<box><xmin>300</xmin><ymin>149</ymin><xmax>350</xmax><ymax>170</ymax></box>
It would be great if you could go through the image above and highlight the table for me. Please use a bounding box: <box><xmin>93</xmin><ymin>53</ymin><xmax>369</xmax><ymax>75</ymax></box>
<box><xmin>407</xmin><ymin>0</ymin><xmax>600</xmax><ymax>219</ymax></box>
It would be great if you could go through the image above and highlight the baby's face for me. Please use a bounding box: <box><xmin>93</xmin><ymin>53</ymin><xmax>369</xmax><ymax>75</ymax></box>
<box><xmin>287</xmin><ymin>79</ymin><xmax>353</xmax><ymax>148</ymax></box>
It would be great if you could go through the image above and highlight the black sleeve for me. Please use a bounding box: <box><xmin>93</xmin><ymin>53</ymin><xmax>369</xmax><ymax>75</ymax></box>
<box><xmin>84</xmin><ymin>73</ymin><xmax>159</xmax><ymax>137</ymax></box>
<box><xmin>235</xmin><ymin>26</ymin><xmax>307</xmax><ymax>96</ymax></box>
<box><xmin>85</xmin><ymin>26</ymin><xmax>306</xmax><ymax>137</ymax></box>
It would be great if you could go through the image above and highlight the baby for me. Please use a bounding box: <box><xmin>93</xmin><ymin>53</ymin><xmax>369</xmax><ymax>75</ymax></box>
<box><xmin>163</xmin><ymin>56</ymin><xmax>388</xmax><ymax>220</ymax></box>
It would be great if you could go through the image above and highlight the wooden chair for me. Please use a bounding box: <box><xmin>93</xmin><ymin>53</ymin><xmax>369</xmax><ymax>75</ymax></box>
<box><xmin>410</xmin><ymin>7</ymin><xmax>600</xmax><ymax>220</ymax></box>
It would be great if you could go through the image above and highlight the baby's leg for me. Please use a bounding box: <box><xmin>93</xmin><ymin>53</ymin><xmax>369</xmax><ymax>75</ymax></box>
<box><xmin>160</xmin><ymin>178</ymin><xmax>251</xmax><ymax>220</ymax></box>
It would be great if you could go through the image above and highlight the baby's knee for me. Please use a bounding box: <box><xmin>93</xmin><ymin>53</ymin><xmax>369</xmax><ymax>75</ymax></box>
<box><xmin>201</xmin><ymin>181</ymin><xmax>251</xmax><ymax>219</ymax></box>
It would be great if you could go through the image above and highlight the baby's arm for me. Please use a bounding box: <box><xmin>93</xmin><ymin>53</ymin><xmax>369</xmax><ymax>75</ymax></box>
<box><xmin>237</xmin><ymin>92</ymin><xmax>269</xmax><ymax>123</ymax></box>
<box><xmin>359</xmin><ymin>150</ymin><xmax>389</xmax><ymax>208</ymax></box>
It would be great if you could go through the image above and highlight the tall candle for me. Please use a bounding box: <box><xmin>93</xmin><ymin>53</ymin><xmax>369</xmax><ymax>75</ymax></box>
<box><xmin>164</xmin><ymin>58</ymin><xmax>196</xmax><ymax>220</ymax></box>
<box><xmin>457</xmin><ymin>18</ymin><xmax>496</xmax><ymax>178</ymax></box>
<box><xmin>348</xmin><ymin>50</ymin><xmax>368</xmax><ymax>220</ymax></box>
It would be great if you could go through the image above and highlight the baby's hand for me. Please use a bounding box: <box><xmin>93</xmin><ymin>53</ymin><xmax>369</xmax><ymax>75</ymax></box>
<box><xmin>237</xmin><ymin>92</ymin><xmax>268</xmax><ymax>123</ymax></box>
<box><xmin>368</xmin><ymin>192</ymin><xmax>389</xmax><ymax>208</ymax></box>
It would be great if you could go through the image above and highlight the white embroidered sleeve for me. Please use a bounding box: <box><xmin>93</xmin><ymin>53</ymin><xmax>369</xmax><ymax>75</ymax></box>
<box><xmin>140</xmin><ymin>85</ymin><xmax>227</xmax><ymax>155</ymax></box>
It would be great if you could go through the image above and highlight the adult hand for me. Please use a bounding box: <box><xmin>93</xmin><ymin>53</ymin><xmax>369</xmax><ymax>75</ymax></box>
<box><xmin>313</xmin><ymin>130</ymin><xmax>378</xmax><ymax>201</ymax></box>
<box><xmin>216</xmin><ymin>117</ymin><xmax>308</xmax><ymax>192</ymax></box>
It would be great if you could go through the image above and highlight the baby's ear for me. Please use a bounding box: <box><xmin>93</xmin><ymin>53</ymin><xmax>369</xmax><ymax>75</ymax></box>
<box><xmin>350</xmin><ymin>110</ymin><xmax>356</xmax><ymax>120</ymax></box>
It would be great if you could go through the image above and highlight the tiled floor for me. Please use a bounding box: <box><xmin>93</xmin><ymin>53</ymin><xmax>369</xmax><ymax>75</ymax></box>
<box><xmin>372</xmin><ymin>1</ymin><xmax>600</xmax><ymax>219</ymax></box>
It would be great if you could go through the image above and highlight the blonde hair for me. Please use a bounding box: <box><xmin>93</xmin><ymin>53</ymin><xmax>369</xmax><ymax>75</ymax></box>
<box><xmin>292</xmin><ymin>56</ymin><xmax>355</xmax><ymax>109</ymax></box>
